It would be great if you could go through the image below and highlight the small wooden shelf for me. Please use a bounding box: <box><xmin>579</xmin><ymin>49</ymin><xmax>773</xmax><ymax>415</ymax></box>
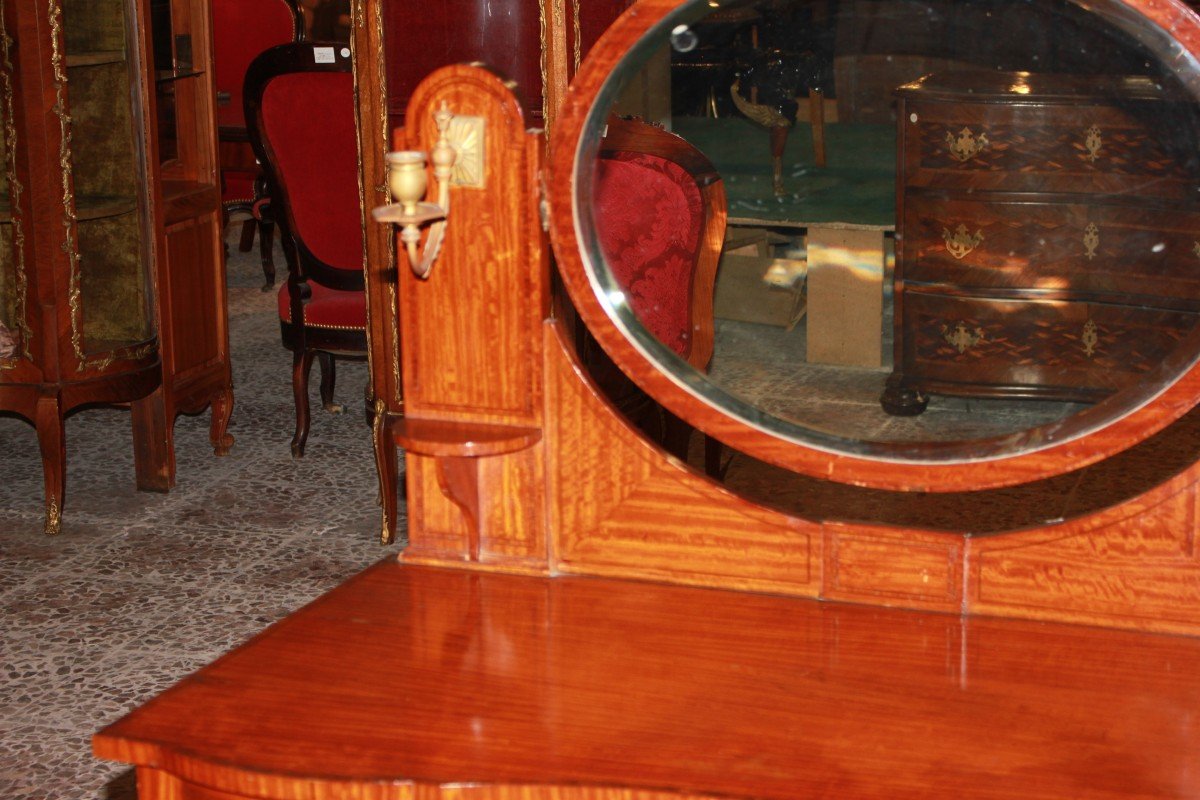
<box><xmin>390</xmin><ymin>417</ymin><xmax>541</xmax><ymax>458</ymax></box>
<box><xmin>66</xmin><ymin>50</ymin><xmax>125</xmax><ymax>68</ymax></box>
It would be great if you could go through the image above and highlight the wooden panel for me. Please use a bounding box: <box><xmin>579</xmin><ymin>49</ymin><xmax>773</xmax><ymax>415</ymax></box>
<box><xmin>163</xmin><ymin>216</ymin><xmax>219</xmax><ymax>374</ymax></box>
<box><xmin>824</xmin><ymin>524</ymin><xmax>963</xmax><ymax>612</ymax></box>
<box><xmin>547</xmin><ymin>326</ymin><xmax>818</xmax><ymax>596</ymax></box>
<box><xmin>384</xmin><ymin>1</ymin><xmax>543</xmax><ymax>122</ymax></box>
<box><xmin>969</xmin><ymin>474</ymin><xmax>1200</xmax><ymax>634</ymax></box>
<box><xmin>899</xmin><ymin>73</ymin><xmax>1196</xmax><ymax>197</ymax></box>
<box><xmin>95</xmin><ymin>561</ymin><xmax>1200</xmax><ymax>799</ymax></box>
<box><xmin>400</xmin><ymin>68</ymin><xmax>546</xmax><ymax>423</ymax></box>
<box><xmin>903</xmin><ymin>196</ymin><xmax>1200</xmax><ymax>305</ymax></box>
<box><xmin>901</xmin><ymin>290</ymin><xmax>1198</xmax><ymax>398</ymax></box>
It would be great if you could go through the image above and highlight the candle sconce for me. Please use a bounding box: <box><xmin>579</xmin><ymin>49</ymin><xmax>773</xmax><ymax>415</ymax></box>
<box><xmin>373</xmin><ymin>103</ymin><xmax>458</xmax><ymax>279</ymax></box>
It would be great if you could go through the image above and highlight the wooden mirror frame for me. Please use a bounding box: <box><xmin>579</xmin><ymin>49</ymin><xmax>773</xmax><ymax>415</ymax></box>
<box><xmin>548</xmin><ymin>0</ymin><xmax>1200</xmax><ymax>493</ymax></box>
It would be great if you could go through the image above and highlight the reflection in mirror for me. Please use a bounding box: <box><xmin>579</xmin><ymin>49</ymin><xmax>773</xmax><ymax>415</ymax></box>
<box><xmin>580</xmin><ymin>0</ymin><xmax>1200</xmax><ymax>475</ymax></box>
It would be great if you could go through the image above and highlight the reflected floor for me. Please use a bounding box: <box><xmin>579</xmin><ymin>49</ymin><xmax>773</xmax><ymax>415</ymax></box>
<box><xmin>701</xmin><ymin>316</ymin><xmax>1200</xmax><ymax>533</ymax></box>
<box><xmin>709</xmin><ymin>317</ymin><xmax>1087</xmax><ymax>443</ymax></box>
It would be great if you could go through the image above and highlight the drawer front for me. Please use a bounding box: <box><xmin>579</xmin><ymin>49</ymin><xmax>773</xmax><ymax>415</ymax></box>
<box><xmin>900</xmin><ymin>99</ymin><xmax>1197</xmax><ymax>197</ymax></box>
<box><xmin>899</xmin><ymin>291</ymin><xmax>1200</xmax><ymax>395</ymax></box>
<box><xmin>901</xmin><ymin>196</ymin><xmax>1200</xmax><ymax>307</ymax></box>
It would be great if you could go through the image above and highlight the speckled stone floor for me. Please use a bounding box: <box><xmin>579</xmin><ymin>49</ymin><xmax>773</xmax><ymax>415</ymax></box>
<box><xmin>1</xmin><ymin>227</ymin><xmax>405</xmax><ymax>800</ymax></box>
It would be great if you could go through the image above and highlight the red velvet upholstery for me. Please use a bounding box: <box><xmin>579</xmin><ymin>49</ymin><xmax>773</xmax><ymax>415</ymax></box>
<box><xmin>277</xmin><ymin>281</ymin><xmax>365</xmax><ymax>329</ymax></box>
<box><xmin>261</xmin><ymin>72</ymin><xmax>362</xmax><ymax>272</ymax></box>
<box><xmin>221</xmin><ymin>168</ymin><xmax>257</xmax><ymax>206</ymax></box>
<box><xmin>593</xmin><ymin>152</ymin><xmax>704</xmax><ymax>357</ymax></box>
<box><xmin>213</xmin><ymin>0</ymin><xmax>298</xmax><ymax>129</ymax></box>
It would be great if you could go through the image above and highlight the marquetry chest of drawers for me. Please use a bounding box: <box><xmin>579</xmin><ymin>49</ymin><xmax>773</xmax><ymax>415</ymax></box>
<box><xmin>881</xmin><ymin>70</ymin><xmax>1200</xmax><ymax>416</ymax></box>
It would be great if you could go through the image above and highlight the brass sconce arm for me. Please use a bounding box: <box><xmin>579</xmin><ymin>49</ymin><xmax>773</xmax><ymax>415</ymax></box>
<box><xmin>372</xmin><ymin>104</ymin><xmax>457</xmax><ymax>279</ymax></box>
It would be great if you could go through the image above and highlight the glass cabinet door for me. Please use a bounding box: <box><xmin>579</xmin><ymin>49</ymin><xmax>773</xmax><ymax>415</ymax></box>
<box><xmin>61</xmin><ymin>0</ymin><xmax>154</xmax><ymax>358</ymax></box>
<box><xmin>0</xmin><ymin>5</ymin><xmax>24</xmax><ymax>366</ymax></box>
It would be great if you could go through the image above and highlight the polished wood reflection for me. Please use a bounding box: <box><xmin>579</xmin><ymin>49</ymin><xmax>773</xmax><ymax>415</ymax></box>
<box><xmin>95</xmin><ymin>561</ymin><xmax>1200</xmax><ymax>799</ymax></box>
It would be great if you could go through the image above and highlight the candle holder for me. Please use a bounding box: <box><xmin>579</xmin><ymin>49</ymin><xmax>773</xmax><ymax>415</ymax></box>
<box><xmin>373</xmin><ymin>104</ymin><xmax>457</xmax><ymax>279</ymax></box>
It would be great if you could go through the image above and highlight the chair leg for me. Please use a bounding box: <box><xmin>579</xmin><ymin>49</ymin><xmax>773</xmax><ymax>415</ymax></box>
<box><xmin>317</xmin><ymin>352</ymin><xmax>343</xmax><ymax>413</ymax></box>
<box><xmin>661</xmin><ymin>411</ymin><xmax>693</xmax><ymax>463</ymax></box>
<box><xmin>291</xmin><ymin>349</ymin><xmax>315</xmax><ymax>458</ymax></box>
<box><xmin>238</xmin><ymin>218</ymin><xmax>256</xmax><ymax>253</ymax></box>
<box><xmin>258</xmin><ymin>214</ymin><xmax>276</xmax><ymax>292</ymax></box>
<box><xmin>704</xmin><ymin>435</ymin><xmax>727</xmax><ymax>481</ymax></box>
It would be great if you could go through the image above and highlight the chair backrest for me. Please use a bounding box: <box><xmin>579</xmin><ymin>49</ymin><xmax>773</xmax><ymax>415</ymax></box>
<box><xmin>593</xmin><ymin>116</ymin><xmax>727</xmax><ymax>371</ymax></box>
<box><xmin>213</xmin><ymin>0</ymin><xmax>302</xmax><ymax>130</ymax></box>
<box><xmin>244</xmin><ymin>43</ymin><xmax>363</xmax><ymax>289</ymax></box>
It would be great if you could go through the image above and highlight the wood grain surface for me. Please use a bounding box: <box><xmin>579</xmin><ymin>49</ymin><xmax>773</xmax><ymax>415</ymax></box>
<box><xmin>95</xmin><ymin>560</ymin><xmax>1200</xmax><ymax>800</ymax></box>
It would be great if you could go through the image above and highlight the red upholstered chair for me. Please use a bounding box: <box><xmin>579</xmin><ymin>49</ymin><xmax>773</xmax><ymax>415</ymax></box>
<box><xmin>244</xmin><ymin>42</ymin><xmax>366</xmax><ymax>457</ymax></box>
<box><xmin>213</xmin><ymin>0</ymin><xmax>302</xmax><ymax>290</ymax></box>
<box><xmin>590</xmin><ymin>115</ymin><xmax>728</xmax><ymax>475</ymax></box>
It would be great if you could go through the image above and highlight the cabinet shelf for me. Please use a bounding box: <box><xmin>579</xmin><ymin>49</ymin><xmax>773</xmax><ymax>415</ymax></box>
<box><xmin>66</xmin><ymin>50</ymin><xmax>126</xmax><ymax>68</ymax></box>
<box><xmin>75</xmin><ymin>195</ymin><xmax>138</xmax><ymax>222</ymax></box>
<box><xmin>156</xmin><ymin>69</ymin><xmax>204</xmax><ymax>83</ymax></box>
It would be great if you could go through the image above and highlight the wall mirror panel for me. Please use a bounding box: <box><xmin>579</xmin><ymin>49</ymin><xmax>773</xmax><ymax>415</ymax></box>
<box><xmin>566</xmin><ymin>0</ymin><xmax>1200</xmax><ymax>499</ymax></box>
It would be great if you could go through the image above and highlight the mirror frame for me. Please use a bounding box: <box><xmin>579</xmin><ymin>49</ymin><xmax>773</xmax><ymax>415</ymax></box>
<box><xmin>547</xmin><ymin>0</ymin><xmax>1200</xmax><ymax>493</ymax></box>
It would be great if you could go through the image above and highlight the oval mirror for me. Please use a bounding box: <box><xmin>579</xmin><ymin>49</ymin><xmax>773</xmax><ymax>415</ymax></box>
<box><xmin>551</xmin><ymin>0</ymin><xmax>1200</xmax><ymax>493</ymax></box>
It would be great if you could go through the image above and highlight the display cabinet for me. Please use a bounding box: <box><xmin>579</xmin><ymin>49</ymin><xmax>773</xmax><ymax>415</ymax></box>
<box><xmin>134</xmin><ymin>0</ymin><xmax>234</xmax><ymax>491</ymax></box>
<box><xmin>0</xmin><ymin>0</ymin><xmax>231</xmax><ymax>534</ymax></box>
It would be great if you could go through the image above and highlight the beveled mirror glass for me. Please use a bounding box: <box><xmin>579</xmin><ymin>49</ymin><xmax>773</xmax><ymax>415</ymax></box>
<box><xmin>572</xmin><ymin>0</ymin><xmax>1200</xmax><ymax>472</ymax></box>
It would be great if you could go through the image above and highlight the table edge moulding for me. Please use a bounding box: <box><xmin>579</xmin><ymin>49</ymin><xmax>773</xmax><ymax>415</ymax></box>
<box><xmin>94</xmin><ymin>0</ymin><xmax>1200</xmax><ymax>797</ymax></box>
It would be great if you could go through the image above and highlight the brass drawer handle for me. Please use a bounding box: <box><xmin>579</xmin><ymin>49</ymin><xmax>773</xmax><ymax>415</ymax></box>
<box><xmin>942</xmin><ymin>321</ymin><xmax>985</xmax><ymax>353</ymax></box>
<box><xmin>943</xmin><ymin>224</ymin><xmax>984</xmax><ymax>259</ymax></box>
<box><xmin>1081</xmin><ymin>319</ymin><xmax>1099</xmax><ymax>357</ymax></box>
<box><xmin>946</xmin><ymin>127</ymin><xmax>989</xmax><ymax>162</ymax></box>
<box><xmin>1084</xmin><ymin>126</ymin><xmax>1102</xmax><ymax>162</ymax></box>
<box><xmin>1083</xmin><ymin>223</ymin><xmax>1100</xmax><ymax>260</ymax></box>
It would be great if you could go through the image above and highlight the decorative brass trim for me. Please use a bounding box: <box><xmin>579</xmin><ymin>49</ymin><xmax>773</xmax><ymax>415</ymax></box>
<box><xmin>538</xmin><ymin>0</ymin><xmax>548</xmax><ymax>125</ymax></box>
<box><xmin>946</xmin><ymin>127</ymin><xmax>988</xmax><ymax>162</ymax></box>
<box><xmin>1081</xmin><ymin>318</ymin><xmax>1099</xmax><ymax>357</ymax></box>
<box><xmin>0</xmin><ymin>0</ymin><xmax>31</xmax><ymax>367</ymax></box>
<box><xmin>942</xmin><ymin>224</ymin><xmax>983</xmax><ymax>259</ymax></box>
<box><xmin>47</xmin><ymin>0</ymin><xmax>85</xmax><ymax>367</ymax></box>
<box><xmin>1083</xmin><ymin>222</ymin><xmax>1100</xmax><ymax>260</ymax></box>
<box><xmin>446</xmin><ymin>115</ymin><xmax>485</xmax><ymax>188</ymax></box>
<box><xmin>1084</xmin><ymin>125</ymin><xmax>1102</xmax><ymax>162</ymax></box>
<box><xmin>371</xmin><ymin>396</ymin><xmax>392</xmax><ymax>544</ymax></box>
<box><xmin>44</xmin><ymin>498</ymin><xmax>61</xmax><ymax>535</ymax></box>
<box><xmin>572</xmin><ymin>0</ymin><xmax>581</xmax><ymax>72</ymax></box>
<box><xmin>942</xmin><ymin>322</ymin><xmax>985</xmax><ymax>354</ymax></box>
<box><xmin>389</xmin><ymin>282</ymin><xmax>400</xmax><ymax>404</ymax></box>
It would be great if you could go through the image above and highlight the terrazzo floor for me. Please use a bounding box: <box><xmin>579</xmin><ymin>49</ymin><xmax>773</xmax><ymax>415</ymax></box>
<box><xmin>1</xmin><ymin>228</ymin><xmax>405</xmax><ymax>800</ymax></box>
<box><xmin>7</xmin><ymin>217</ymin><xmax>1200</xmax><ymax>798</ymax></box>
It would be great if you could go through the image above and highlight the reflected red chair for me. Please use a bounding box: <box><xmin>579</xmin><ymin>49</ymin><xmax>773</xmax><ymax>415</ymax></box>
<box><xmin>591</xmin><ymin>115</ymin><xmax>728</xmax><ymax>476</ymax></box>
<box><xmin>213</xmin><ymin>0</ymin><xmax>302</xmax><ymax>290</ymax></box>
<box><xmin>245</xmin><ymin>42</ymin><xmax>366</xmax><ymax>457</ymax></box>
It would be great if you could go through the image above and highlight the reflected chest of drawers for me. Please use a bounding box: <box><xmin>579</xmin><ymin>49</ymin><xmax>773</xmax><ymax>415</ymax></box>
<box><xmin>881</xmin><ymin>71</ymin><xmax>1200</xmax><ymax>416</ymax></box>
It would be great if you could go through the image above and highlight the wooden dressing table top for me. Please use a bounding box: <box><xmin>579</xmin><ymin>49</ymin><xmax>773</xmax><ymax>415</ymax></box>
<box><xmin>95</xmin><ymin>559</ymin><xmax>1200</xmax><ymax>799</ymax></box>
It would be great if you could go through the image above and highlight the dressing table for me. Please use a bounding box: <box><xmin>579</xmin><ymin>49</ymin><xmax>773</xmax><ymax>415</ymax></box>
<box><xmin>95</xmin><ymin>0</ymin><xmax>1200</xmax><ymax>796</ymax></box>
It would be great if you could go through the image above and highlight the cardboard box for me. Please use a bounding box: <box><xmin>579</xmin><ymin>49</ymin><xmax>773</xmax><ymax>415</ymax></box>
<box><xmin>713</xmin><ymin>254</ymin><xmax>806</xmax><ymax>329</ymax></box>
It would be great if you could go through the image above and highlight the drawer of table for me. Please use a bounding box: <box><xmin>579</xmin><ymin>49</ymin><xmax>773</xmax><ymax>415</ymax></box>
<box><xmin>899</xmin><ymin>98</ymin><xmax>1197</xmax><ymax>197</ymax></box>
<box><xmin>900</xmin><ymin>196</ymin><xmax>1200</xmax><ymax>306</ymax></box>
<box><xmin>898</xmin><ymin>291</ymin><xmax>1200</xmax><ymax>395</ymax></box>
